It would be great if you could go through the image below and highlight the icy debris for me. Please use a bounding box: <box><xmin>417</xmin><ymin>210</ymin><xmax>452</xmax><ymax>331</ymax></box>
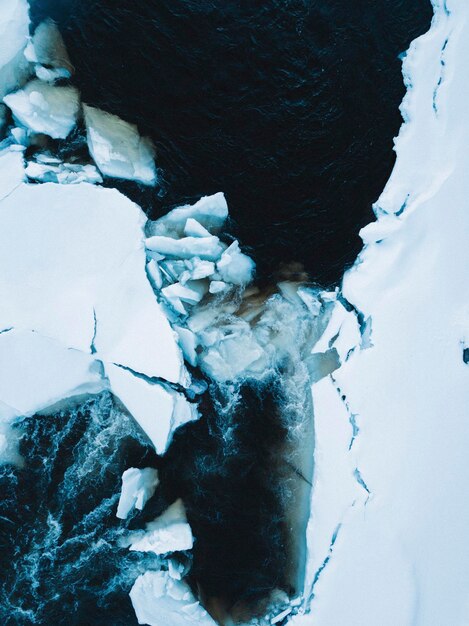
<box><xmin>129</xmin><ymin>499</ymin><xmax>194</xmax><ymax>555</ymax></box>
<box><xmin>209</xmin><ymin>280</ymin><xmax>227</xmax><ymax>294</ymax></box>
<box><xmin>83</xmin><ymin>104</ymin><xmax>157</xmax><ymax>185</ymax></box>
<box><xmin>117</xmin><ymin>467</ymin><xmax>159</xmax><ymax>520</ymax></box>
<box><xmin>106</xmin><ymin>364</ymin><xmax>197</xmax><ymax>455</ymax></box>
<box><xmin>217</xmin><ymin>241</ymin><xmax>255</xmax><ymax>286</ymax></box>
<box><xmin>145</xmin><ymin>235</ymin><xmax>224</xmax><ymax>262</ymax></box>
<box><xmin>4</xmin><ymin>79</ymin><xmax>79</xmax><ymax>139</ymax></box>
<box><xmin>25</xmin><ymin>159</ymin><xmax>103</xmax><ymax>185</ymax></box>
<box><xmin>0</xmin><ymin>0</ymin><xmax>30</xmax><ymax>99</ymax></box>
<box><xmin>179</xmin><ymin>259</ymin><xmax>215</xmax><ymax>283</ymax></box>
<box><xmin>162</xmin><ymin>282</ymin><xmax>206</xmax><ymax>306</ymax></box>
<box><xmin>149</xmin><ymin>192</ymin><xmax>228</xmax><ymax>237</ymax></box>
<box><xmin>24</xmin><ymin>19</ymin><xmax>73</xmax><ymax>82</ymax></box>
<box><xmin>130</xmin><ymin>570</ymin><xmax>216</xmax><ymax>626</ymax></box>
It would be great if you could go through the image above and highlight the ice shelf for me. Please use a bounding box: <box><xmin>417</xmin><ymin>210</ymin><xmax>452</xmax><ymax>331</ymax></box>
<box><xmin>296</xmin><ymin>2</ymin><xmax>469</xmax><ymax>624</ymax></box>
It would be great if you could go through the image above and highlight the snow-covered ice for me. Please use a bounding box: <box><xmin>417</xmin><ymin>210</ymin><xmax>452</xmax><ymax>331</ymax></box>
<box><xmin>297</xmin><ymin>2</ymin><xmax>469</xmax><ymax>624</ymax></box>
<box><xmin>4</xmin><ymin>79</ymin><xmax>79</xmax><ymax>139</ymax></box>
<box><xmin>83</xmin><ymin>104</ymin><xmax>157</xmax><ymax>185</ymax></box>
<box><xmin>0</xmin><ymin>0</ymin><xmax>29</xmax><ymax>99</ymax></box>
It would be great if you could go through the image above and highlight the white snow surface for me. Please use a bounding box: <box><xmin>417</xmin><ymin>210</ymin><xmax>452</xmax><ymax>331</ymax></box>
<box><xmin>83</xmin><ymin>104</ymin><xmax>157</xmax><ymax>185</ymax></box>
<box><xmin>0</xmin><ymin>0</ymin><xmax>30</xmax><ymax>99</ymax></box>
<box><xmin>130</xmin><ymin>570</ymin><xmax>216</xmax><ymax>626</ymax></box>
<box><xmin>297</xmin><ymin>2</ymin><xmax>469</xmax><ymax>625</ymax></box>
<box><xmin>4</xmin><ymin>79</ymin><xmax>80</xmax><ymax>139</ymax></box>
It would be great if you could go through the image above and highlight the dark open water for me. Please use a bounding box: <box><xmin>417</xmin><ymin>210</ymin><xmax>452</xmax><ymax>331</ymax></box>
<box><xmin>2</xmin><ymin>1</ymin><xmax>432</xmax><ymax>623</ymax></box>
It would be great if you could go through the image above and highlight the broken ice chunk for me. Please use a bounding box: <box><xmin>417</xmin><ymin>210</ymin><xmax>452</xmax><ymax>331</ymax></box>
<box><xmin>173</xmin><ymin>326</ymin><xmax>198</xmax><ymax>367</ymax></box>
<box><xmin>130</xmin><ymin>570</ymin><xmax>216</xmax><ymax>626</ymax></box>
<box><xmin>117</xmin><ymin>467</ymin><xmax>159</xmax><ymax>520</ymax></box>
<box><xmin>146</xmin><ymin>259</ymin><xmax>163</xmax><ymax>290</ymax></box>
<box><xmin>129</xmin><ymin>499</ymin><xmax>193</xmax><ymax>555</ymax></box>
<box><xmin>162</xmin><ymin>283</ymin><xmax>204</xmax><ymax>307</ymax></box>
<box><xmin>83</xmin><ymin>104</ymin><xmax>157</xmax><ymax>185</ymax></box>
<box><xmin>25</xmin><ymin>160</ymin><xmax>103</xmax><ymax>185</ymax></box>
<box><xmin>150</xmin><ymin>193</ymin><xmax>228</xmax><ymax>237</ymax></box>
<box><xmin>4</xmin><ymin>80</ymin><xmax>79</xmax><ymax>139</ymax></box>
<box><xmin>216</xmin><ymin>240</ymin><xmax>255</xmax><ymax>286</ymax></box>
<box><xmin>25</xmin><ymin>19</ymin><xmax>74</xmax><ymax>82</ymax></box>
<box><xmin>209</xmin><ymin>280</ymin><xmax>227</xmax><ymax>294</ymax></box>
<box><xmin>179</xmin><ymin>259</ymin><xmax>215</xmax><ymax>283</ymax></box>
<box><xmin>106</xmin><ymin>364</ymin><xmax>198</xmax><ymax>455</ymax></box>
<box><xmin>184</xmin><ymin>217</ymin><xmax>212</xmax><ymax>238</ymax></box>
<box><xmin>145</xmin><ymin>235</ymin><xmax>224</xmax><ymax>262</ymax></box>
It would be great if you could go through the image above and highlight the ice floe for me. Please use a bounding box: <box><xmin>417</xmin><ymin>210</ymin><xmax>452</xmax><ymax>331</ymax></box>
<box><xmin>129</xmin><ymin>499</ymin><xmax>193</xmax><ymax>555</ymax></box>
<box><xmin>83</xmin><ymin>104</ymin><xmax>157</xmax><ymax>185</ymax></box>
<box><xmin>130</xmin><ymin>570</ymin><xmax>216</xmax><ymax>626</ymax></box>
<box><xmin>117</xmin><ymin>467</ymin><xmax>159</xmax><ymax>520</ymax></box>
<box><xmin>4</xmin><ymin>79</ymin><xmax>79</xmax><ymax>139</ymax></box>
<box><xmin>24</xmin><ymin>19</ymin><xmax>74</xmax><ymax>82</ymax></box>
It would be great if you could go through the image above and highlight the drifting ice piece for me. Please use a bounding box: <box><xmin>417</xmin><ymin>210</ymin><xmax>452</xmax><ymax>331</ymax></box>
<box><xmin>4</xmin><ymin>79</ymin><xmax>79</xmax><ymax>139</ymax></box>
<box><xmin>129</xmin><ymin>499</ymin><xmax>193</xmax><ymax>555</ymax></box>
<box><xmin>0</xmin><ymin>0</ymin><xmax>30</xmax><ymax>99</ymax></box>
<box><xmin>130</xmin><ymin>570</ymin><xmax>216</xmax><ymax>626</ymax></box>
<box><xmin>117</xmin><ymin>467</ymin><xmax>159</xmax><ymax>520</ymax></box>
<box><xmin>106</xmin><ymin>364</ymin><xmax>198</xmax><ymax>455</ymax></box>
<box><xmin>145</xmin><ymin>235</ymin><xmax>224</xmax><ymax>262</ymax></box>
<box><xmin>150</xmin><ymin>193</ymin><xmax>228</xmax><ymax>237</ymax></box>
<box><xmin>83</xmin><ymin>104</ymin><xmax>157</xmax><ymax>185</ymax></box>
<box><xmin>24</xmin><ymin>19</ymin><xmax>74</xmax><ymax>82</ymax></box>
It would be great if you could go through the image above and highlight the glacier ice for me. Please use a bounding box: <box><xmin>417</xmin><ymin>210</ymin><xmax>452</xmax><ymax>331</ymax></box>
<box><xmin>83</xmin><ymin>104</ymin><xmax>157</xmax><ymax>185</ymax></box>
<box><xmin>4</xmin><ymin>79</ymin><xmax>79</xmax><ymax>139</ymax></box>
